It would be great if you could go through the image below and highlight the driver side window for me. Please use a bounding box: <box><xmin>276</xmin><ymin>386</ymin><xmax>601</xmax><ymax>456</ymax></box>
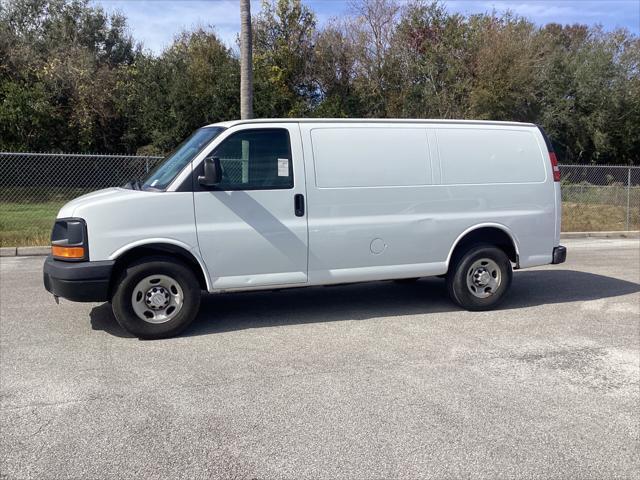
<box><xmin>210</xmin><ymin>128</ymin><xmax>293</xmax><ymax>190</ymax></box>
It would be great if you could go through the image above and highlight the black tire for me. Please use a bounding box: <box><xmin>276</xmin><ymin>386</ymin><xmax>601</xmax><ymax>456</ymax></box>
<box><xmin>111</xmin><ymin>257</ymin><xmax>201</xmax><ymax>339</ymax></box>
<box><xmin>446</xmin><ymin>244</ymin><xmax>512</xmax><ymax>311</ymax></box>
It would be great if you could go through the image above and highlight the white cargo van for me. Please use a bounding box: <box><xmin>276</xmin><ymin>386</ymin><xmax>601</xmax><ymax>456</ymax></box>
<box><xmin>44</xmin><ymin>119</ymin><xmax>566</xmax><ymax>339</ymax></box>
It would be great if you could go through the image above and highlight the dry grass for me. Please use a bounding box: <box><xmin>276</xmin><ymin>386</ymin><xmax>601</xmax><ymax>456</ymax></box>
<box><xmin>562</xmin><ymin>202</ymin><xmax>640</xmax><ymax>232</ymax></box>
<box><xmin>0</xmin><ymin>202</ymin><xmax>61</xmax><ymax>247</ymax></box>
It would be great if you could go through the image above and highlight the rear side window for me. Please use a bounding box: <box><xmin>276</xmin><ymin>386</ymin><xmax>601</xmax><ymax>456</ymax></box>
<box><xmin>210</xmin><ymin>128</ymin><xmax>293</xmax><ymax>190</ymax></box>
<box><xmin>311</xmin><ymin>127</ymin><xmax>431</xmax><ymax>188</ymax></box>
<box><xmin>437</xmin><ymin>128</ymin><xmax>545</xmax><ymax>184</ymax></box>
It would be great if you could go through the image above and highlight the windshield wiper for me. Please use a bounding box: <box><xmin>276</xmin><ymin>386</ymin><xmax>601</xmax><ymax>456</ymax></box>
<box><xmin>122</xmin><ymin>179</ymin><xmax>142</xmax><ymax>190</ymax></box>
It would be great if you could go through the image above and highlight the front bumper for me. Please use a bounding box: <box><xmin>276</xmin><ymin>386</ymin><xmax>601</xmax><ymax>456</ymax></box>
<box><xmin>43</xmin><ymin>255</ymin><xmax>115</xmax><ymax>302</ymax></box>
<box><xmin>552</xmin><ymin>245</ymin><xmax>567</xmax><ymax>264</ymax></box>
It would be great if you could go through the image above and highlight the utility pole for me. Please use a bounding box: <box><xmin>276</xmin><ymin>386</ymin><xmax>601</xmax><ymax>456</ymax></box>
<box><xmin>240</xmin><ymin>0</ymin><xmax>253</xmax><ymax>119</ymax></box>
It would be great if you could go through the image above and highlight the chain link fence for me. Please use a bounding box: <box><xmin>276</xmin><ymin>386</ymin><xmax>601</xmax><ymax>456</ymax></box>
<box><xmin>560</xmin><ymin>165</ymin><xmax>640</xmax><ymax>233</ymax></box>
<box><xmin>0</xmin><ymin>152</ymin><xmax>164</xmax><ymax>247</ymax></box>
<box><xmin>1</xmin><ymin>151</ymin><xmax>639</xmax><ymax>246</ymax></box>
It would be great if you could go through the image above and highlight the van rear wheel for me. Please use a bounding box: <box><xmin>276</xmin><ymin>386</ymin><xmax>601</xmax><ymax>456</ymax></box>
<box><xmin>111</xmin><ymin>258</ymin><xmax>201</xmax><ymax>339</ymax></box>
<box><xmin>447</xmin><ymin>245</ymin><xmax>512</xmax><ymax>311</ymax></box>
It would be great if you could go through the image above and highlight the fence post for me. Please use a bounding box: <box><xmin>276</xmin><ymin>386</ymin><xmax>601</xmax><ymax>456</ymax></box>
<box><xmin>626</xmin><ymin>167</ymin><xmax>631</xmax><ymax>231</ymax></box>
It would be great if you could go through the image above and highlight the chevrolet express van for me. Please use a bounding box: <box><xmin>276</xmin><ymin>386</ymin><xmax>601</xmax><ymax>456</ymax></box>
<box><xmin>44</xmin><ymin>119</ymin><xmax>566</xmax><ymax>339</ymax></box>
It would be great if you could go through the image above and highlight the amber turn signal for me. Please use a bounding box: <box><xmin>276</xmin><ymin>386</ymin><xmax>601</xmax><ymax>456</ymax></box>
<box><xmin>51</xmin><ymin>245</ymin><xmax>85</xmax><ymax>259</ymax></box>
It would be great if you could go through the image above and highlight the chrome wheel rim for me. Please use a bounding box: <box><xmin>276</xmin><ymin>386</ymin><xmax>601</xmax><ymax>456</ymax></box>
<box><xmin>466</xmin><ymin>258</ymin><xmax>501</xmax><ymax>299</ymax></box>
<box><xmin>131</xmin><ymin>274</ymin><xmax>184</xmax><ymax>324</ymax></box>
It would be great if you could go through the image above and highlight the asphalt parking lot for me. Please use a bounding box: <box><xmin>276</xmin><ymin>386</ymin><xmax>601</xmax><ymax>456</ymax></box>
<box><xmin>1</xmin><ymin>238</ymin><xmax>639</xmax><ymax>479</ymax></box>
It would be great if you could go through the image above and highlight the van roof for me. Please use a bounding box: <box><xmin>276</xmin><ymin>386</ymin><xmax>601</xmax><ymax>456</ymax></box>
<box><xmin>206</xmin><ymin>118</ymin><xmax>537</xmax><ymax>128</ymax></box>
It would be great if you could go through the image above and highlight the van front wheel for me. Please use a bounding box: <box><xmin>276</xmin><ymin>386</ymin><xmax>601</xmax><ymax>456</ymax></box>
<box><xmin>447</xmin><ymin>245</ymin><xmax>512</xmax><ymax>311</ymax></box>
<box><xmin>111</xmin><ymin>258</ymin><xmax>201</xmax><ymax>339</ymax></box>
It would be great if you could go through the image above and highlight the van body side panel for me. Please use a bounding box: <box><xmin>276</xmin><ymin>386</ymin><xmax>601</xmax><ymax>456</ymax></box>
<box><xmin>302</xmin><ymin>124</ymin><xmax>446</xmax><ymax>283</ymax></box>
<box><xmin>301</xmin><ymin>122</ymin><xmax>555</xmax><ymax>284</ymax></box>
<box><xmin>312</xmin><ymin>128</ymin><xmax>432</xmax><ymax>187</ymax></box>
<box><xmin>434</xmin><ymin>126</ymin><xmax>555</xmax><ymax>268</ymax></box>
<box><xmin>432</xmin><ymin>183</ymin><xmax>554</xmax><ymax>268</ymax></box>
<box><xmin>437</xmin><ymin>128</ymin><xmax>546</xmax><ymax>184</ymax></box>
<box><xmin>305</xmin><ymin>185</ymin><xmax>449</xmax><ymax>283</ymax></box>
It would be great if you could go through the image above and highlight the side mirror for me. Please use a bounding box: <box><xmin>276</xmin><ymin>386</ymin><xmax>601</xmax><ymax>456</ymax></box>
<box><xmin>198</xmin><ymin>156</ymin><xmax>222</xmax><ymax>187</ymax></box>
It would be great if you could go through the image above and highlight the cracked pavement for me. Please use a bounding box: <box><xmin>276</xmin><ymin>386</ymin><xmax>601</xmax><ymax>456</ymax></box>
<box><xmin>1</xmin><ymin>238</ymin><xmax>639</xmax><ymax>479</ymax></box>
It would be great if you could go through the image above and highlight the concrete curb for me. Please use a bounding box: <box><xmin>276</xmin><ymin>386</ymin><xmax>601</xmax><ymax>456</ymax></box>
<box><xmin>17</xmin><ymin>246</ymin><xmax>52</xmax><ymax>256</ymax></box>
<box><xmin>1</xmin><ymin>231</ymin><xmax>638</xmax><ymax>257</ymax></box>
<box><xmin>1</xmin><ymin>246</ymin><xmax>51</xmax><ymax>257</ymax></box>
<box><xmin>560</xmin><ymin>231</ymin><xmax>639</xmax><ymax>239</ymax></box>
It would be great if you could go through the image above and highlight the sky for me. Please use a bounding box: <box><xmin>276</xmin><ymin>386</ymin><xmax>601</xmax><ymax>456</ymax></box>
<box><xmin>93</xmin><ymin>0</ymin><xmax>640</xmax><ymax>55</ymax></box>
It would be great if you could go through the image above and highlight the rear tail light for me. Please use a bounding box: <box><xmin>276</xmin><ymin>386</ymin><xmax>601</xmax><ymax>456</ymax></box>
<box><xmin>549</xmin><ymin>151</ymin><xmax>561</xmax><ymax>182</ymax></box>
<box><xmin>537</xmin><ymin>125</ymin><xmax>560</xmax><ymax>182</ymax></box>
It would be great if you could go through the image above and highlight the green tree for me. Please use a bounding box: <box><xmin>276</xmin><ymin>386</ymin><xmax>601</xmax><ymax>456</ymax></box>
<box><xmin>392</xmin><ymin>0</ymin><xmax>473</xmax><ymax>118</ymax></box>
<box><xmin>127</xmin><ymin>29</ymin><xmax>239</xmax><ymax>153</ymax></box>
<box><xmin>536</xmin><ymin>25</ymin><xmax>640</xmax><ymax>164</ymax></box>
<box><xmin>0</xmin><ymin>0</ymin><xmax>140</xmax><ymax>152</ymax></box>
<box><xmin>313</xmin><ymin>20</ymin><xmax>363</xmax><ymax>117</ymax></box>
<box><xmin>468</xmin><ymin>13</ymin><xmax>544</xmax><ymax>122</ymax></box>
<box><xmin>252</xmin><ymin>0</ymin><xmax>317</xmax><ymax>117</ymax></box>
<box><xmin>347</xmin><ymin>0</ymin><xmax>400</xmax><ymax>117</ymax></box>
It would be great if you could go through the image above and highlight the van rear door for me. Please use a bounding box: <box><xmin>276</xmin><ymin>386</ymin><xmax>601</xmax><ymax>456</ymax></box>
<box><xmin>193</xmin><ymin>123</ymin><xmax>308</xmax><ymax>289</ymax></box>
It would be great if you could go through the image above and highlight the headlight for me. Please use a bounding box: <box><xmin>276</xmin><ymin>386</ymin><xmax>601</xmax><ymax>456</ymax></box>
<box><xmin>51</xmin><ymin>218</ymin><xmax>88</xmax><ymax>261</ymax></box>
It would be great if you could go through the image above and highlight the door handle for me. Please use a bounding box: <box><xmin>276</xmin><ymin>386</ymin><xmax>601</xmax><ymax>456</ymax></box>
<box><xmin>294</xmin><ymin>194</ymin><xmax>305</xmax><ymax>217</ymax></box>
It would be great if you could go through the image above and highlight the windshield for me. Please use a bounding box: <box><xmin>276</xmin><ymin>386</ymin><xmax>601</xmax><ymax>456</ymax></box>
<box><xmin>142</xmin><ymin>127</ymin><xmax>225</xmax><ymax>190</ymax></box>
